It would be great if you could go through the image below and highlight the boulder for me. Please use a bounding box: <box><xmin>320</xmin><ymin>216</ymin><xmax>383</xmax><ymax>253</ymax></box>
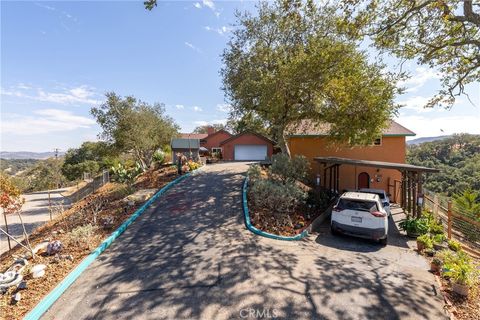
<box><xmin>47</xmin><ymin>240</ymin><xmax>63</xmax><ymax>255</ymax></box>
<box><xmin>31</xmin><ymin>264</ymin><xmax>47</xmax><ymax>278</ymax></box>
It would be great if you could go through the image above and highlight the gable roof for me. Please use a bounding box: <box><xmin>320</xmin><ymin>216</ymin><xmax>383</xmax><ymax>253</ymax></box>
<box><xmin>203</xmin><ymin>129</ymin><xmax>233</xmax><ymax>140</ymax></box>
<box><xmin>220</xmin><ymin>131</ymin><xmax>275</xmax><ymax>146</ymax></box>
<box><xmin>171</xmin><ymin>138</ymin><xmax>200</xmax><ymax>149</ymax></box>
<box><xmin>287</xmin><ymin>120</ymin><xmax>415</xmax><ymax>137</ymax></box>
<box><xmin>179</xmin><ymin>133</ymin><xmax>208</xmax><ymax>139</ymax></box>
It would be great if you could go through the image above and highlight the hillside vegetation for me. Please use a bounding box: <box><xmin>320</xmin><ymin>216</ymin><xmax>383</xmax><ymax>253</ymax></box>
<box><xmin>407</xmin><ymin>134</ymin><xmax>480</xmax><ymax>196</ymax></box>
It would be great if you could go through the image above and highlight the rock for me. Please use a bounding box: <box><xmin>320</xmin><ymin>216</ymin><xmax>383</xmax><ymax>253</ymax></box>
<box><xmin>0</xmin><ymin>287</ymin><xmax>7</xmax><ymax>295</ymax></box>
<box><xmin>47</xmin><ymin>240</ymin><xmax>63</xmax><ymax>255</ymax></box>
<box><xmin>17</xmin><ymin>281</ymin><xmax>27</xmax><ymax>290</ymax></box>
<box><xmin>102</xmin><ymin>216</ymin><xmax>114</xmax><ymax>229</ymax></box>
<box><xmin>7</xmin><ymin>258</ymin><xmax>28</xmax><ymax>274</ymax></box>
<box><xmin>0</xmin><ymin>273</ymin><xmax>23</xmax><ymax>289</ymax></box>
<box><xmin>12</xmin><ymin>292</ymin><xmax>21</xmax><ymax>304</ymax></box>
<box><xmin>31</xmin><ymin>264</ymin><xmax>47</xmax><ymax>278</ymax></box>
<box><xmin>0</xmin><ymin>271</ymin><xmax>16</xmax><ymax>285</ymax></box>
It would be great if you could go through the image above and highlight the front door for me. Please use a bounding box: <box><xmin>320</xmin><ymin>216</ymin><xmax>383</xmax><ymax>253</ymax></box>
<box><xmin>358</xmin><ymin>172</ymin><xmax>370</xmax><ymax>189</ymax></box>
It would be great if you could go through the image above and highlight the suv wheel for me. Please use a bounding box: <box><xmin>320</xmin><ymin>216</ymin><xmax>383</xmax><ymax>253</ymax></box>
<box><xmin>379</xmin><ymin>237</ymin><xmax>388</xmax><ymax>246</ymax></box>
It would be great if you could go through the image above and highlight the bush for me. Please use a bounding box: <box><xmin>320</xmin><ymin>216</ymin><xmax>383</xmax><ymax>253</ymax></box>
<box><xmin>111</xmin><ymin>162</ymin><xmax>141</xmax><ymax>184</ymax></box>
<box><xmin>250</xmin><ymin>179</ymin><xmax>307</xmax><ymax>226</ymax></box>
<box><xmin>441</xmin><ymin>250</ymin><xmax>480</xmax><ymax>286</ymax></box>
<box><xmin>448</xmin><ymin>239</ymin><xmax>462</xmax><ymax>252</ymax></box>
<box><xmin>152</xmin><ymin>150</ymin><xmax>165</xmax><ymax>165</ymax></box>
<box><xmin>417</xmin><ymin>234</ymin><xmax>433</xmax><ymax>249</ymax></box>
<box><xmin>399</xmin><ymin>216</ymin><xmax>429</xmax><ymax>235</ymax></box>
<box><xmin>68</xmin><ymin>224</ymin><xmax>99</xmax><ymax>248</ymax></box>
<box><xmin>270</xmin><ymin>154</ymin><xmax>310</xmax><ymax>184</ymax></box>
<box><xmin>247</xmin><ymin>164</ymin><xmax>262</xmax><ymax>183</ymax></box>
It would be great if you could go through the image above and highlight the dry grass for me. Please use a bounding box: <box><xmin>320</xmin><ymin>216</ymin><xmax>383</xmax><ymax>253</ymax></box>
<box><xmin>0</xmin><ymin>167</ymin><xmax>179</xmax><ymax>320</ymax></box>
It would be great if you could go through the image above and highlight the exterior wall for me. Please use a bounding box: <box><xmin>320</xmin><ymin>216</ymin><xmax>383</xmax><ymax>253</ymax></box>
<box><xmin>172</xmin><ymin>148</ymin><xmax>199</xmax><ymax>162</ymax></box>
<box><xmin>288</xmin><ymin>136</ymin><xmax>406</xmax><ymax>198</ymax></box>
<box><xmin>203</xmin><ymin>131</ymin><xmax>232</xmax><ymax>151</ymax></box>
<box><xmin>222</xmin><ymin>134</ymin><xmax>274</xmax><ymax>161</ymax></box>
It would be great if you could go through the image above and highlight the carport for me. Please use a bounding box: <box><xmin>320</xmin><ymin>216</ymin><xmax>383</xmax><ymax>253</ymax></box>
<box><xmin>314</xmin><ymin>157</ymin><xmax>439</xmax><ymax>217</ymax></box>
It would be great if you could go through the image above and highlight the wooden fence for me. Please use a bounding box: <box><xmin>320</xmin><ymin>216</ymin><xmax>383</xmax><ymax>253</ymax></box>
<box><xmin>424</xmin><ymin>191</ymin><xmax>480</xmax><ymax>259</ymax></box>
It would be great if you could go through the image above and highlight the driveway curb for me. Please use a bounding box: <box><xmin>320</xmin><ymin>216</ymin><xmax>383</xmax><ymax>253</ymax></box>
<box><xmin>24</xmin><ymin>172</ymin><xmax>193</xmax><ymax>320</ymax></box>
<box><xmin>242</xmin><ymin>177</ymin><xmax>308</xmax><ymax>241</ymax></box>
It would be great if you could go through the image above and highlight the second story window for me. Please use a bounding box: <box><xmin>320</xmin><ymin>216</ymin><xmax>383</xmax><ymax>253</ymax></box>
<box><xmin>373</xmin><ymin>138</ymin><xmax>382</xmax><ymax>146</ymax></box>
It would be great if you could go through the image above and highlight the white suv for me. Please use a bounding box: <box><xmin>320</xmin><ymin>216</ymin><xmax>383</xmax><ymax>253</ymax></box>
<box><xmin>331</xmin><ymin>192</ymin><xmax>388</xmax><ymax>245</ymax></box>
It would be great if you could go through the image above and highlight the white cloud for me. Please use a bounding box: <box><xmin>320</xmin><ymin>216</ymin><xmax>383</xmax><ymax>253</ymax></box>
<box><xmin>193</xmin><ymin>2</ymin><xmax>202</xmax><ymax>9</ymax></box>
<box><xmin>204</xmin><ymin>26</ymin><xmax>231</xmax><ymax>36</ymax></box>
<box><xmin>175</xmin><ymin>104</ymin><xmax>185</xmax><ymax>109</ymax></box>
<box><xmin>193</xmin><ymin>106</ymin><xmax>203</xmax><ymax>112</ymax></box>
<box><xmin>211</xmin><ymin>119</ymin><xmax>227</xmax><ymax>125</ymax></box>
<box><xmin>193</xmin><ymin>119</ymin><xmax>227</xmax><ymax>127</ymax></box>
<box><xmin>184</xmin><ymin>41</ymin><xmax>202</xmax><ymax>53</ymax></box>
<box><xmin>194</xmin><ymin>120</ymin><xmax>208</xmax><ymax>126</ymax></box>
<box><xmin>1</xmin><ymin>84</ymin><xmax>100</xmax><ymax>106</ymax></box>
<box><xmin>1</xmin><ymin>109</ymin><xmax>95</xmax><ymax>135</ymax></box>
<box><xmin>216</xmin><ymin>103</ymin><xmax>231</xmax><ymax>112</ymax></box>
<box><xmin>399</xmin><ymin>67</ymin><xmax>441</xmax><ymax>93</ymax></box>
<box><xmin>397</xmin><ymin>114</ymin><xmax>480</xmax><ymax>139</ymax></box>
<box><xmin>202</xmin><ymin>0</ymin><xmax>215</xmax><ymax>10</ymax></box>
<box><xmin>196</xmin><ymin>0</ymin><xmax>220</xmax><ymax>17</ymax></box>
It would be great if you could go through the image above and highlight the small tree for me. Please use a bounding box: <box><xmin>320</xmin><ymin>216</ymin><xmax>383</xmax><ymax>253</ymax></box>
<box><xmin>0</xmin><ymin>174</ymin><xmax>34</xmax><ymax>258</ymax></box>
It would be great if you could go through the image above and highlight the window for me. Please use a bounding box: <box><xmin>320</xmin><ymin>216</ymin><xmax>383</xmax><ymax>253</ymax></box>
<box><xmin>373</xmin><ymin>137</ymin><xmax>382</xmax><ymax>146</ymax></box>
<box><xmin>212</xmin><ymin>147</ymin><xmax>222</xmax><ymax>154</ymax></box>
<box><xmin>337</xmin><ymin>199</ymin><xmax>378</xmax><ymax>212</ymax></box>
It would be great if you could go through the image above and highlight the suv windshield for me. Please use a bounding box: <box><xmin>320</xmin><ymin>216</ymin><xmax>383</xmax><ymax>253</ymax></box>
<box><xmin>338</xmin><ymin>199</ymin><xmax>378</xmax><ymax>212</ymax></box>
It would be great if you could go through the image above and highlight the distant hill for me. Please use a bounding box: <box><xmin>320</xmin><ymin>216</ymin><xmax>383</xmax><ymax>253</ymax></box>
<box><xmin>0</xmin><ymin>151</ymin><xmax>65</xmax><ymax>159</ymax></box>
<box><xmin>407</xmin><ymin>135</ymin><xmax>451</xmax><ymax>145</ymax></box>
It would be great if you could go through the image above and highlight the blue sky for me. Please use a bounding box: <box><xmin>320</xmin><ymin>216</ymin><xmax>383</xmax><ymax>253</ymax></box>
<box><xmin>1</xmin><ymin>1</ymin><xmax>479</xmax><ymax>152</ymax></box>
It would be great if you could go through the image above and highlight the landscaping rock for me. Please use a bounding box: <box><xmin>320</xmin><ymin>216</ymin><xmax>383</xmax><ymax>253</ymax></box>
<box><xmin>102</xmin><ymin>216</ymin><xmax>115</xmax><ymax>229</ymax></box>
<box><xmin>31</xmin><ymin>264</ymin><xmax>47</xmax><ymax>278</ymax></box>
<box><xmin>12</xmin><ymin>292</ymin><xmax>21</xmax><ymax>304</ymax></box>
<box><xmin>7</xmin><ymin>258</ymin><xmax>28</xmax><ymax>274</ymax></box>
<box><xmin>124</xmin><ymin>189</ymin><xmax>157</xmax><ymax>205</ymax></box>
<box><xmin>0</xmin><ymin>273</ymin><xmax>23</xmax><ymax>289</ymax></box>
<box><xmin>47</xmin><ymin>240</ymin><xmax>63</xmax><ymax>255</ymax></box>
<box><xmin>17</xmin><ymin>281</ymin><xmax>27</xmax><ymax>290</ymax></box>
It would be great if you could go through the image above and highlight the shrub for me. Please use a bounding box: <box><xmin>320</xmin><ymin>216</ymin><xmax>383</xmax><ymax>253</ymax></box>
<box><xmin>306</xmin><ymin>189</ymin><xmax>332</xmax><ymax>211</ymax></box>
<box><xmin>187</xmin><ymin>160</ymin><xmax>201</xmax><ymax>171</ymax></box>
<box><xmin>433</xmin><ymin>233</ymin><xmax>446</xmax><ymax>244</ymax></box>
<box><xmin>250</xmin><ymin>179</ymin><xmax>307</xmax><ymax>226</ymax></box>
<box><xmin>448</xmin><ymin>239</ymin><xmax>462</xmax><ymax>252</ymax></box>
<box><xmin>247</xmin><ymin>164</ymin><xmax>262</xmax><ymax>183</ymax></box>
<box><xmin>417</xmin><ymin>234</ymin><xmax>433</xmax><ymax>249</ymax></box>
<box><xmin>399</xmin><ymin>216</ymin><xmax>429</xmax><ymax>235</ymax></box>
<box><xmin>270</xmin><ymin>154</ymin><xmax>310</xmax><ymax>184</ymax></box>
<box><xmin>68</xmin><ymin>224</ymin><xmax>99</xmax><ymax>249</ymax></box>
<box><xmin>441</xmin><ymin>250</ymin><xmax>480</xmax><ymax>286</ymax></box>
<box><xmin>152</xmin><ymin>150</ymin><xmax>165</xmax><ymax>165</ymax></box>
<box><xmin>111</xmin><ymin>162</ymin><xmax>141</xmax><ymax>184</ymax></box>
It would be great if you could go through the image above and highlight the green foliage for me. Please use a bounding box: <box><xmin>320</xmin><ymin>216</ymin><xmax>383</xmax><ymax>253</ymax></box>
<box><xmin>407</xmin><ymin>134</ymin><xmax>480</xmax><ymax>196</ymax></box>
<box><xmin>62</xmin><ymin>141</ymin><xmax>116</xmax><ymax>181</ymax></box>
<box><xmin>22</xmin><ymin>159</ymin><xmax>67</xmax><ymax>192</ymax></box>
<box><xmin>91</xmin><ymin>92</ymin><xmax>179</xmax><ymax>172</ymax></box>
<box><xmin>251</xmin><ymin>179</ymin><xmax>307</xmax><ymax>226</ymax></box>
<box><xmin>399</xmin><ymin>216</ymin><xmax>429</xmax><ymax>236</ymax></box>
<box><xmin>432</xmin><ymin>233</ymin><xmax>446</xmax><ymax>244</ymax></box>
<box><xmin>448</xmin><ymin>239</ymin><xmax>462</xmax><ymax>252</ymax></box>
<box><xmin>416</xmin><ymin>234</ymin><xmax>433</xmax><ymax>249</ymax></box>
<box><xmin>247</xmin><ymin>164</ymin><xmax>262</xmax><ymax>182</ymax></box>
<box><xmin>192</xmin><ymin>124</ymin><xmax>227</xmax><ymax>134</ymax></box>
<box><xmin>111</xmin><ymin>163</ymin><xmax>141</xmax><ymax>185</ymax></box>
<box><xmin>340</xmin><ymin>0</ymin><xmax>479</xmax><ymax>108</ymax></box>
<box><xmin>221</xmin><ymin>0</ymin><xmax>400</xmax><ymax>154</ymax></box>
<box><xmin>452</xmin><ymin>189</ymin><xmax>480</xmax><ymax>220</ymax></box>
<box><xmin>186</xmin><ymin>160</ymin><xmax>201</xmax><ymax>171</ymax></box>
<box><xmin>68</xmin><ymin>224</ymin><xmax>99</xmax><ymax>248</ymax></box>
<box><xmin>270</xmin><ymin>154</ymin><xmax>310</xmax><ymax>184</ymax></box>
<box><xmin>441</xmin><ymin>250</ymin><xmax>479</xmax><ymax>286</ymax></box>
<box><xmin>152</xmin><ymin>150</ymin><xmax>165</xmax><ymax>165</ymax></box>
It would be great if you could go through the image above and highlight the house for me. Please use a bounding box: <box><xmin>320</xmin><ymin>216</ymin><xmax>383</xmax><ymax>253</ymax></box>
<box><xmin>287</xmin><ymin>120</ymin><xmax>416</xmax><ymax>198</ymax></box>
<box><xmin>171</xmin><ymin>138</ymin><xmax>200</xmax><ymax>162</ymax></box>
<box><xmin>179</xmin><ymin>127</ymin><xmax>274</xmax><ymax>161</ymax></box>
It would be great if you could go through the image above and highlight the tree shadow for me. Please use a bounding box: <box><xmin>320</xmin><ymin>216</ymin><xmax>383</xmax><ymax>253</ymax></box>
<box><xmin>41</xmin><ymin>163</ymin><xmax>445</xmax><ymax>320</ymax></box>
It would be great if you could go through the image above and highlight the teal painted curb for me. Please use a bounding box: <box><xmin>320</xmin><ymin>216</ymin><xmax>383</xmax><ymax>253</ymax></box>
<box><xmin>24</xmin><ymin>172</ymin><xmax>193</xmax><ymax>320</ymax></box>
<box><xmin>242</xmin><ymin>176</ymin><xmax>308</xmax><ymax>241</ymax></box>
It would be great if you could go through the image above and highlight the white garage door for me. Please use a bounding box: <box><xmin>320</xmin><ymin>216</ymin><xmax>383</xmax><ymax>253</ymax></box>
<box><xmin>234</xmin><ymin>145</ymin><xmax>268</xmax><ymax>161</ymax></box>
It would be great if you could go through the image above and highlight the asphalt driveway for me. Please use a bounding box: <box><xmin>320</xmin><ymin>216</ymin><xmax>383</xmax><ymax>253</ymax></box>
<box><xmin>43</xmin><ymin>162</ymin><xmax>447</xmax><ymax>320</ymax></box>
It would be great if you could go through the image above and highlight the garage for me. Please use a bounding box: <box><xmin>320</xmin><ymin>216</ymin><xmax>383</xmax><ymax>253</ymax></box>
<box><xmin>234</xmin><ymin>145</ymin><xmax>268</xmax><ymax>161</ymax></box>
<box><xmin>220</xmin><ymin>131</ymin><xmax>274</xmax><ymax>161</ymax></box>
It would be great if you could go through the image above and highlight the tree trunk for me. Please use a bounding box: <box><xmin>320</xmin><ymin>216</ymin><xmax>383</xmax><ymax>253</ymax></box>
<box><xmin>275</xmin><ymin>125</ymin><xmax>291</xmax><ymax>157</ymax></box>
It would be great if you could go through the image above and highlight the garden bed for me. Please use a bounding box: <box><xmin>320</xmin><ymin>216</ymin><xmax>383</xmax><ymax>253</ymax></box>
<box><xmin>0</xmin><ymin>166</ymin><xmax>179</xmax><ymax>320</ymax></box>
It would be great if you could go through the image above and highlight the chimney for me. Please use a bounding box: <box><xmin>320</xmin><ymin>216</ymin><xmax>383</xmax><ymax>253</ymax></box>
<box><xmin>207</xmin><ymin>126</ymin><xmax>215</xmax><ymax>135</ymax></box>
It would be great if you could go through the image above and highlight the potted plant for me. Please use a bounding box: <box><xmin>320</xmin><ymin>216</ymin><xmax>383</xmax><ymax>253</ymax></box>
<box><xmin>442</xmin><ymin>251</ymin><xmax>480</xmax><ymax>297</ymax></box>
<box><xmin>399</xmin><ymin>216</ymin><xmax>429</xmax><ymax>238</ymax></box>
<box><xmin>448</xmin><ymin>239</ymin><xmax>462</xmax><ymax>252</ymax></box>
<box><xmin>433</xmin><ymin>234</ymin><xmax>447</xmax><ymax>250</ymax></box>
<box><xmin>416</xmin><ymin>234</ymin><xmax>433</xmax><ymax>252</ymax></box>
<box><xmin>430</xmin><ymin>257</ymin><xmax>442</xmax><ymax>274</ymax></box>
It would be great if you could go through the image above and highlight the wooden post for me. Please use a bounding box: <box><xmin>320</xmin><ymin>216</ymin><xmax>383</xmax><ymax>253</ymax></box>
<box><xmin>447</xmin><ymin>201</ymin><xmax>452</xmax><ymax>239</ymax></box>
<box><xmin>412</xmin><ymin>173</ymin><xmax>417</xmax><ymax>218</ymax></box>
<box><xmin>433</xmin><ymin>194</ymin><xmax>438</xmax><ymax>216</ymax></box>
<box><xmin>48</xmin><ymin>190</ymin><xmax>52</xmax><ymax>221</ymax></box>
<box><xmin>323</xmin><ymin>164</ymin><xmax>327</xmax><ymax>188</ymax></box>
<box><xmin>407</xmin><ymin>172</ymin><xmax>412</xmax><ymax>215</ymax></box>
<box><xmin>401</xmin><ymin>171</ymin><xmax>407</xmax><ymax>210</ymax></box>
<box><xmin>417</xmin><ymin>172</ymin><xmax>423</xmax><ymax>217</ymax></box>
<box><xmin>335</xmin><ymin>165</ymin><xmax>340</xmax><ymax>193</ymax></box>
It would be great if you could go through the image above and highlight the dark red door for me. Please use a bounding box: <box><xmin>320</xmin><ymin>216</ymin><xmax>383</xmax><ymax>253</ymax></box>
<box><xmin>358</xmin><ymin>172</ymin><xmax>370</xmax><ymax>189</ymax></box>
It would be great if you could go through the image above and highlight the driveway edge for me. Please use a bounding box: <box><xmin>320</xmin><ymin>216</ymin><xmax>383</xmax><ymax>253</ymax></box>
<box><xmin>24</xmin><ymin>172</ymin><xmax>193</xmax><ymax>320</ymax></box>
<box><xmin>242</xmin><ymin>176</ymin><xmax>308</xmax><ymax>241</ymax></box>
